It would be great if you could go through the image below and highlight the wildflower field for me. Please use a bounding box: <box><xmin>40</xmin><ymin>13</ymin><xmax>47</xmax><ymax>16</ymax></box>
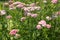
<box><xmin>0</xmin><ymin>0</ymin><xmax>60</xmax><ymax>40</ymax></box>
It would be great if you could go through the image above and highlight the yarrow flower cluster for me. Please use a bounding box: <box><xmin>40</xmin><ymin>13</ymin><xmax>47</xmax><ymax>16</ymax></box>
<box><xmin>9</xmin><ymin>29</ymin><xmax>20</xmax><ymax>39</ymax></box>
<box><xmin>38</xmin><ymin>20</ymin><xmax>47</xmax><ymax>27</ymax></box>
<box><xmin>9</xmin><ymin>1</ymin><xmax>25</xmax><ymax>10</ymax></box>
<box><xmin>36</xmin><ymin>20</ymin><xmax>51</xmax><ymax>30</ymax></box>
<box><xmin>23</xmin><ymin>6</ymin><xmax>40</xmax><ymax>12</ymax></box>
<box><xmin>56</xmin><ymin>11</ymin><xmax>60</xmax><ymax>15</ymax></box>
<box><xmin>6</xmin><ymin>15</ymin><xmax>12</xmax><ymax>19</ymax></box>
<box><xmin>26</xmin><ymin>13</ymin><xmax>38</xmax><ymax>18</ymax></box>
<box><xmin>20</xmin><ymin>17</ymin><xmax>26</xmax><ymax>22</ymax></box>
<box><xmin>51</xmin><ymin>0</ymin><xmax>58</xmax><ymax>4</ymax></box>
<box><xmin>9</xmin><ymin>29</ymin><xmax>19</xmax><ymax>35</ymax></box>
<box><xmin>7</xmin><ymin>1</ymin><xmax>40</xmax><ymax>18</ymax></box>
<box><xmin>9</xmin><ymin>1</ymin><xmax>14</xmax><ymax>5</ymax></box>
<box><xmin>3</xmin><ymin>1</ymin><xmax>40</xmax><ymax>19</ymax></box>
<box><xmin>0</xmin><ymin>10</ymin><xmax>6</xmax><ymax>15</ymax></box>
<box><xmin>1</xmin><ymin>0</ymin><xmax>59</xmax><ymax>39</ymax></box>
<box><xmin>30</xmin><ymin>14</ymin><xmax>38</xmax><ymax>18</ymax></box>
<box><xmin>36</xmin><ymin>25</ymin><xmax>42</xmax><ymax>30</ymax></box>
<box><xmin>29</xmin><ymin>3</ymin><xmax>36</xmax><ymax>7</ymax></box>
<box><xmin>46</xmin><ymin>16</ymin><xmax>52</xmax><ymax>20</ymax></box>
<box><xmin>23</xmin><ymin>3</ymin><xmax>40</xmax><ymax>17</ymax></box>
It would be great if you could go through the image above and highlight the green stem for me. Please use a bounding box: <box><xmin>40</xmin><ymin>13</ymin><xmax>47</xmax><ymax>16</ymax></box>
<box><xmin>42</xmin><ymin>29</ymin><xmax>49</xmax><ymax>40</ymax></box>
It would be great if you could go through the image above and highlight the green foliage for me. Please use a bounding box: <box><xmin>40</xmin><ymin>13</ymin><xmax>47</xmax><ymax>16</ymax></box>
<box><xmin>0</xmin><ymin>0</ymin><xmax>60</xmax><ymax>40</ymax></box>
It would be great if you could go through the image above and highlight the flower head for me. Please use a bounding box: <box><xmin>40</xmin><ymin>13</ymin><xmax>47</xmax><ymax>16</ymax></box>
<box><xmin>46</xmin><ymin>24</ymin><xmax>51</xmax><ymax>29</ymax></box>
<box><xmin>36</xmin><ymin>25</ymin><xmax>42</xmax><ymax>30</ymax></box>
<box><xmin>9</xmin><ymin>1</ymin><xmax>13</xmax><ymax>5</ymax></box>
<box><xmin>23</xmin><ymin>7</ymin><xmax>30</xmax><ymax>12</ymax></box>
<box><xmin>21</xmin><ymin>17</ymin><xmax>26</xmax><ymax>21</ymax></box>
<box><xmin>30</xmin><ymin>3</ymin><xmax>36</xmax><ymax>7</ymax></box>
<box><xmin>9</xmin><ymin>29</ymin><xmax>19</xmax><ymax>35</ymax></box>
<box><xmin>51</xmin><ymin>0</ymin><xmax>58</xmax><ymax>4</ymax></box>
<box><xmin>6</xmin><ymin>15</ymin><xmax>12</xmax><ymax>19</ymax></box>
<box><xmin>16</xmin><ymin>4</ymin><xmax>24</xmax><ymax>8</ymax></box>
<box><xmin>46</xmin><ymin>16</ymin><xmax>52</xmax><ymax>20</ymax></box>
<box><xmin>13</xmin><ymin>2</ymin><xmax>22</xmax><ymax>5</ymax></box>
<box><xmin>38</xmin><ymin>20</ymin><xmax>46</xmax><ymax>26</ymax></box>
<box><xmin>56</xmin><ymin>11</ymin><xmax>60</xmax><ymax>15</ymax></box>
<box><xmin>31</xmin><ymin>14</ymin><xmax>38</xmax><ymax>18</ymax></box>
<box><xmin>0</xmin><ymin>10</ymin><xmax>6</xmax><ymax>15</ymax></box>
<box><xmin>27</xmin><ymin>13</ymin><xmax>32</xmax><ymax>16</ymax></box>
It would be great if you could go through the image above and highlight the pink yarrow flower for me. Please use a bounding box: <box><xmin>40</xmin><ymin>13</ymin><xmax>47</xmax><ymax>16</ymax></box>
<box><xmin>13</xmin><ymin>2</ymin><xmax>22</xmax><ymax>5</ymax></box>
<box><xmin>38</xmin><ymin>20</ymin><xmax>46</xmax><ymax>26</ymax></box>
<box><xmin>0</xmin><ymin>10</ymin><xmax>6</xmax><ymax>15</ymax></box>
<box><xmin>16</xmin><ymin>4</ymin><xmax>24</xmax><ymax>8</ymax></box>
<box><xmin>9</xmin><ymin>29</ymin><xmax>19</xmax><ymax>35</ymax></box>
<box><xmin>13</xmin><ymin>1</ymin><xmax>25</xmax><ymax>5</ymax></box>
<box><xmin>9</xmin><ymin>4</ymin><xmax>14</xmax><ymax>8</ymax></box>
<box><xmin>31</xmin><ymin>14</ymin><xmax>37</xmax><ymax>17</ymax></box>
<box><xmin>23</xmin><ymin>7</ymin><xmax>30</xmax><ymax>11</ymax></box>
<box><xmin>27</xmin><ymin>13</ymin><xmax>32</xmax><ymax>16</ymax></box>
<box><xmin>9</xmin><ymin>1</ymin><xmax>13</xmax><ymax>5</ymax></box>
<box><xmin>9</xmin><ymin>4</ymin><xmax>16</xmax><ymax>10</ymax></box>
<box><xmin>21</xmin><ymin>17</ymin><xmax>26</xmax><ymax>21</ymax></box>
<box><xmin>6</xmin><ymin>15</ymin><xmax>12</xmax><ymax>19</ymax></box>
<box><xmin>46</xmin><ymin>24</ymin><xmax>51</xmax><ymax>29</ymax></box>
<box><xmin>51</xmin><ymin>0</ymin><xmax>58</xmax><ymax>4</ymax></box>
<box><xmin>36</xmin><ymin>25</ymin><xmax>42</xmax><ymax>30</ymax></box>
<box><xmin>30</xmin><ymin>3</ymin><xmax>36</xmax><ymax>7</ymax></box>
<box><xmin>56</xmin><ymin>11</ymin><xmax>60</xmax><ymax>15</ymax></box>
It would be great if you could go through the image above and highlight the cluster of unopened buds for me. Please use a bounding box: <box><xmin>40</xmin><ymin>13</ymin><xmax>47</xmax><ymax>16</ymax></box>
<box><xmin>9</xmin><ymin>29</ymin><xmax>20</xmax><ymax>39</ymax></box>
<box><xmin>36</xmin><ymin>20</ymin><xmax>51</xmax><ymax>30</ymax></box>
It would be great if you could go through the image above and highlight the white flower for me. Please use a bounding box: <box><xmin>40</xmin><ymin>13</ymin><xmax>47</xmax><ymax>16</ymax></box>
<box><xmin>0</xmin><ymin>10</ymin><xmax>6</xmax><ymax>15</ymax></box>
